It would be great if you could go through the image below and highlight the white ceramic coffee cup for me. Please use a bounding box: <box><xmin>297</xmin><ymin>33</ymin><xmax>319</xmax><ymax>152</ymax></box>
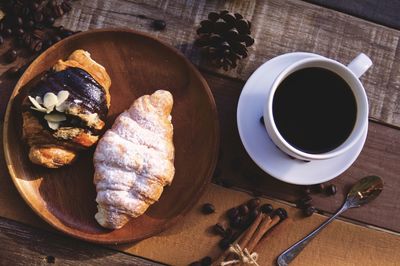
<box><xmin>263</xmin><ymin>53</ymin><xmax>372</xmax><ymax>161</ymax></box>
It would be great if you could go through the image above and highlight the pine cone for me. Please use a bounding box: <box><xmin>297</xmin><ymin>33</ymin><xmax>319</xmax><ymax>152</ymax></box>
<box><xmin>195</xmin><ymin>10</ymin><xmax>255</xmax><ymax>70</ymax></box>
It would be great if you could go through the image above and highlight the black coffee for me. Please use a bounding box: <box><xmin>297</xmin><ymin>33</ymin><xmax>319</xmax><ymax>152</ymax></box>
<box><xmin>272</xmin><ymin>67</ymin><xmax>357</xmax><ymax>154</ymax></box>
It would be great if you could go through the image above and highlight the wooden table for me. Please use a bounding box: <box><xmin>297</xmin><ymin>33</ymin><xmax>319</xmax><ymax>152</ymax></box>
<box><xmin>1</xmin><ymin>0</ymin><xmax>399</xmax><ymax>265</ymax></box>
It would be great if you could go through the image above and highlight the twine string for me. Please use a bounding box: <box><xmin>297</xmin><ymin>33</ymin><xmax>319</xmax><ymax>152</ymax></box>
<box><xmin>220</xmin><ymin>243</ymin><xmax>259</xmax><ymax>266</ymax></box>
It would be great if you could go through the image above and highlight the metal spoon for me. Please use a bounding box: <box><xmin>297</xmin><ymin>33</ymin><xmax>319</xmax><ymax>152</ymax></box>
<box><xmin>277</xmin><ymin>175</ymin><xmax>383</xmax><ymax>266</ymax></box>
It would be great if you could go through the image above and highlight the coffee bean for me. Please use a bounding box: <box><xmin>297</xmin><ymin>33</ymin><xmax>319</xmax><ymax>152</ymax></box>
<box><xmin>260</xmin><ymin>203</ymin><xmax>273</xmax><ymax>214</ymax></box>
<box><xmin>231</xmin><ymin>216</ymin><xmax>242</xmax><ymax>228</ymax></box>
<box><xmin>227</xmin><ymin>207</ymin><xmax>239</xmax><ymax>221</ymax></box>
<box><xmin>201</xmin><ymin>203</ymin><xmax>215</xmax><ymax>214</ymax></box>
<box><xmin>250</xmin><ymin>209</ymin><xmax>260</xmax><ymax>220</ymax></box>
<box><xmin>31</xmin><ymin>2</ymin><xmax>39</xmax><ymax>11</ymax></box>
<box><xmin>152</xmin><ymin>19</ymin><xmax>166</xmax><ymax>31</ymax></box>
<box><xmin>34</xmin><ymin>12</ymin><xmax>44</xmax><ymax>23</ymax></box>
<box><xmin>208</xmin><ymin>12</ymin><xmax>220</xmax><ymax>22</ymax></box>
<box><xmin>303</xmin><ymin>205</ymin><xmax>316</xmax><ymax>217</ymax></box>
<box><xmin>16</xmin><ymin>28</ymin><xmax>24</xmax><ymax>36</ymax></box>
<box><xmin>239</xmin><ymin>216</ymin><xmax>250</xmax><ymax>229</ymax></box>
<box><xmin>200</xmin><ymin>256</ymin><xmax>212</xmax><ymax>266</ymax></box>
<box><xmin>247</xmin><ymin>198</ymin><xmax>261</xmax><ymax>210</ymax></box>
<box><xmin>239</xmin><ymin>204</ymin><xmax>249</xmax><ymax>216</ymax></box>
<box><xmin>46</xmin><ymin>16</ymin><xmax>55</xmax><ymax>26</ymax></box>
<box><xmin>26</xmin><ymin>20</ymin><xmax>35</xmax><ymax>28</ymax></box>
<box><xmin>325</xmin><ymin>184</ymin><xmax>337</xmax><ymax>196</ymax></box>
<box><xmin>219</xmin><ymin>237</ymin><xmax>231</xmax><ymax>250</ymax></box>
<box><xmin>50</xmin><ymin>0</ymin><xmax>57</xmax><ymax>8</ymax></box>
<box><xmin>312</xmin><ymin>183</ymin><xmax>325</xmax><ymax>193</ymax></box>
<box><xmin>274</xmin><ymin>208</ymin><xmax>288</xmax><ymax>220</ymax></box>
<box><xmin>296</xmin><ymin>195</ymin><xmax>312</xmax><ymax>208</ymax></box>
<box><xmin>4</xmin><ymin>28</ymin><xmax>13</xmax><ymax>36</ymax></box>
<box><xmin>33</xmin><ymin>40</ymin><xmax>43</xmax><ymax>52</ymax></box>
<box><xmin>189</xmin><ymin>262</ymin><xmax>202</xmax><ymax>266</ymax></box>
<box><xmin>212</xmin><ymin>223</ymin><xmax>226</xmax><ymax>236</ymax></box>
<box><xmin>5</xmin><ymin>49</ymin><xmax>17</xmax><ymax>63</ymax></box>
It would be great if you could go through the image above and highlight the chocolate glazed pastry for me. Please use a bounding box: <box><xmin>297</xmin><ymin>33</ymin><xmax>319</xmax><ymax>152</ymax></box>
<box><xmin>22</xmin><ymin>50</ymin><xmax>111</xmax><ymax>168</ymax></box>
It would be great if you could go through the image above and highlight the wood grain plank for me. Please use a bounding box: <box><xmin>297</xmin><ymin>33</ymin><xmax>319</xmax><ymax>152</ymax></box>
<box><xmin>203</xmin><ymin>72</ymin><xmax>400</xmax><ymax>233</ymax></box>
<box><xmin>0</xmin><ymin>217</ymin><xmax>164</xmax><ymax>266</ymax></box>
<box><xmin>49</xmin><ymin>0</ymin><xmax>400</xmax><ymax>127</ymax></box>
<box><xmin>303</xmin><ymin>0</ymin><xmax>400</xmax><ymax>30</ymax></box>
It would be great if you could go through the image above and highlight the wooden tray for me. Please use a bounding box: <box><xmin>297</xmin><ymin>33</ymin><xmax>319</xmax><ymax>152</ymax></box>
<box><xmin>3</xmin><ymin>28</ymin><xmax>219</xmax><ymax>244</ymax></box>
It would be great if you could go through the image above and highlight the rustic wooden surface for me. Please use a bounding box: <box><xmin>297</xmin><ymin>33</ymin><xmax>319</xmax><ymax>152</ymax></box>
<box><xmin>1</xmin><ymin>0</ymin><xmax>400</xmax><ymax>265</ymax></box>
<box><xmin>304</xmin><ymin>0</ymin><xmax>400</xmax><ymax>30</ymax></box>
<box><xmin>0</xmin><ymin>216</ymin><xmax>164</xmax><ymax>266</ymax></box>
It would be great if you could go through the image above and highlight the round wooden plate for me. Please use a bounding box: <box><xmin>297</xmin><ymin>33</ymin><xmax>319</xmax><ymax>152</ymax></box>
<box><xmin>3</xmin><ymin>28</ymin><xmax>219</xmax><ymax>244</ymax></box>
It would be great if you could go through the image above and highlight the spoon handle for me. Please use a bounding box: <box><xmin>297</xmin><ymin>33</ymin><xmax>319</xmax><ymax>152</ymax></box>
<box><xmin>276</xmin><ymin>204</ymin><xmax>348</xmax><ymax>266</ymax></box>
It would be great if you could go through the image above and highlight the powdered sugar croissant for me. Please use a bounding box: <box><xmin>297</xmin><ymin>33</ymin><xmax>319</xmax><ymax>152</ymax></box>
<box><xmin>93</xmin><ymin>90</ymin><xmax>175</xmax><ymax>229</ymax></box>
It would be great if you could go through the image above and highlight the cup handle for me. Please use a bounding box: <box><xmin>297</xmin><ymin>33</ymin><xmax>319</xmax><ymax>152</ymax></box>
<box><xmin>347</xmin><ymin>53</ymin><xmax>373</xmax><ymax>78</ymax></box>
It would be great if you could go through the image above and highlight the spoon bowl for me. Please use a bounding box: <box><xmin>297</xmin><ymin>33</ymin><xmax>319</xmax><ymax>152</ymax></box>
<box><xmin>345</xmin><ymin>175</ymin><xmax>383</xmax><ymax>208</ymax></box>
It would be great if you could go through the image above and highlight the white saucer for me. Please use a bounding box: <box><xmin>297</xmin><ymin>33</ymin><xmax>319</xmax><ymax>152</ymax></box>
<box><xmin>237</xmin><ymin>52</ymin><xmax>368</xmax><ymax>185</ymax></box>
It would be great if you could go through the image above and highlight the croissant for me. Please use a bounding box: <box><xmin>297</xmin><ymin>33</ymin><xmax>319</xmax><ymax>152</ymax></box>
<box><xmin>93</xmin><ymin>90</ymin><xmax>175</xmax><ymax>229</ymax></box>
<box><xmin>22</xmin><ymin>50</ymin><xmax>111</xmax><ymax>168</ymax></box>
